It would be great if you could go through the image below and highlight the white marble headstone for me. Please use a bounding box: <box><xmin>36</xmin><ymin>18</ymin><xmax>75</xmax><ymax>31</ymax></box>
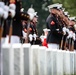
<box><xmin>2</xmin><ymin>44</ymin><xmax>11</xmax><ymax>75</ymax></box>
<box><xmin>22</xmin><ymin>43</ymin><xmax>31</xmax><ymax>75</ymax></box>
<box><xmin>30</xmin><ymin>45</ymin><xmax>39</xmax><ymax>75</ymax></box>
<box><xmin>46</xmin><ymin>49</ymin><xmax>57</xmax><ymax>75</ymax></box>
<box><xmin>63</xmin><ymin>51</ymin><xmax>70</xmax><ymax>75</ymax></box>
<box><xmin>70</xmin><ymin>52</ymin><xmax>74</xmax><ymax>75</ymax></box>
<box><xmin>12</xmin><ymin>43</ymin><xmax>24</xmax><ymax>75</ymax></box>
<box><xmin>38</xmin><ymin>46</ymin><xmax>46</xmax><ymax>75</ymax></box>
<box><xmin>74</xmin><ymin>52</ymin><xmax>76</xmax><ymax>74</ymax></box>
<box><xmin>56</xmin><ymin>50</ymin><xmax>63</xmax><ymax>75</ymax></box>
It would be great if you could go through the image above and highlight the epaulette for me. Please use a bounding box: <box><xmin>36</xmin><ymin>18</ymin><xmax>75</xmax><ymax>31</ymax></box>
<box><xmin>21</xmin><ymin>12</ymin><xmax>30</xmax><ymax>21</ymax></box>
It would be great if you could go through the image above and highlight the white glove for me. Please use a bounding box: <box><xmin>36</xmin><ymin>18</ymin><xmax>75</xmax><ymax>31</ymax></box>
<box><xmin>4</xmin><ymin>5</ymin><xmax>9</xmax><ymax>12</ymax></box>
<box><xmin>22</xmin><ymin>31</ymin><xmax>27</xmax><ymax>38</ymax></box>
<box><xmin>28</xmin><ymin>13</ymin><xmax>34</xmax><ymax>20</ymax></box>
<box><xmin>3</xmin><ymin>11</ymin><xmax>8</xmax><ymax>19</ymax></box>
<box><xmin>74</xmin><ymin>24</ymin><xmax>76</xmax><ymax>30</ymax></box>
<box><xmin>68</xmin><ymin>31</ymin><xmax>73</xmax><ymax>38</ymax></box>
<box><xmin>0</xmin><ymin>7</ymin><xmax>4</xmax><ymax>17</ymax></box>
<box><xmin>56</xmin><ymin>29</ymin><xmax>59</xmax><ymax>31</ymax></box>
<box><xmin>9</xmin><ymin>4</ymin><xmax>16</xmax><ymax>10</ymax></box>
<box><xmin>0</xmin><ymin>2</ymin><xmax>5</xmax><ymax>8</ymax></box>
<box><xmin>33</xmin><ymin>33</ymin><xmax>37</xmax><ymax>41</ymax></box>
<box><xmin>66</xmin><ymin>28</ymin><xmax>69</xmax><ymax>34</ymax></box>
<box><xmin>72</xmin><ymin>33</ymin><xmax>75</xmax><ymax>40</ymax></box>
<box><xmin>9</xmin><ymin>9</ymin><xmax>15</xmax><ymax>18</ymax></box>
<box><xmin>62</xmin><ymin>27</ymin><xmax>66</xmax><ymax>35</ymax></box>
<box><xmin>40</xmin><ymin>35</ymin><xmax>44</xmax><ymax>42</ymax></box>
<box><xmin>29</xmin><ymin>34</ymin><xmax>33</xmax><ymax>41</ymax></box>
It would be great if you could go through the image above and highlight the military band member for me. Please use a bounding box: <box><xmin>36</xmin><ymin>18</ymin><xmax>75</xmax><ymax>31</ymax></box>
<box><xmin>21</xmin><ymin>7</ymin><xmax>41</xmax><ymax>45</ymax></box>
<box><xmin>30</xmin><ymin>13</ymin><xmax>41</xmax><ymax>45</ymax></box>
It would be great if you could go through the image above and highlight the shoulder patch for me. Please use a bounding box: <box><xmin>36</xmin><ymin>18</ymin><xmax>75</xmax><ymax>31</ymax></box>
<box><xmin>50</xmin><ymin>21</ymin><xmax>55</xmax><ymax>25</ymax></box>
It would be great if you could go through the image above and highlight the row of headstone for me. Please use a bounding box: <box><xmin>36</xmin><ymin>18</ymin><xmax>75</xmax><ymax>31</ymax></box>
<box><xmin>1</xmin><ymin>43</ymin><xmax>76</xmax><ymax>75</ymax></box>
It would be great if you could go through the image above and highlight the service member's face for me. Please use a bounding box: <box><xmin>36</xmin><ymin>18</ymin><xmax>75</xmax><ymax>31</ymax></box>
<box><xmin>21</xmin><ymin>20</ymin><xmax>26</xmax><ymax>25</ymax></box>
<box><xmin>52</xmin><ymin>9</ymin><xmax>62</xmax><ymax>17</ymax></box>
<box><xmin>33</xmin><ymin>17</ymin><xmax>38</xmax><ymax>23</ymax></box>
<box><xmin>56</xmin><ymin>9</ymin><xmax>64</xmax><ymax>18</ymax></box>
<box><xmin>64</xmin><ymin>16</ymin><xmax>69</xmax><ymax>25</ymax></box>
<box><xmin>59</xmin><ymin>10</ymin><xmax>64</xmax><ymax>17</ymax></box>
<box><xmin>56</xmin><ymin>10</ymin><xmax>61</xmax><ymax>16</ymax></box>
<box><xmin>69</xmin><ymin>20</ymin><xmax>75</xmax><ymax>26</ymax></box>
<box><xmin>51</xmin><ymin>9</ymin><xmax>57</xmax><ymax>14</ymax></box>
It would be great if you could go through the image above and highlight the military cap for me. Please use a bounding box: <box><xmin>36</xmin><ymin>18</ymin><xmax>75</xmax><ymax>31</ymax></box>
<box><xmin>64</xmin><ymin>11</ymin><xmax>70</xmax><ymax>18</ymax></box>
<box><xmin>34</xmin><ymin>12</ymin><xmax>38</xmax><ymax>18</ymax></box>
<box><xmin>27</xmin><ymin>6</ymin><xmax>39</xmax><ymax>20</ymax></box>
<box><xmin>27</xmin><ymin>7</ymin><xmax>35</xmax><ymax>14</ymax></box>
<box><xmin>61</xmin><ymin>8</ymin><xmax>65</xmax><ymax>12</ymax></box>
<box><xmin>34</xmin><ymin>15</ymin><xmax>38</xmax><ymax>18</ymax></box>
<box><xmin>48</xmin><ymin>3</ymin><xmax>62</xmax><ymax>10</ymax></box>
<box><xmin>64</xmin><ymin>11</ymin><xmax>68</xmax><ymax>16</ymax></box>
<box><xmin>69</xmin><ymin>17</ymin><xmax>76</xmax><ymax>21</ymax></box>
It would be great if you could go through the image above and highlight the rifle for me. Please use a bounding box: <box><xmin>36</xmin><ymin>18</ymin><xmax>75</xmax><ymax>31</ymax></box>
<box><xmin>71</xmin><ymin>39</ymin><xmax>74</xmax><ymax>51</ymax></box>
<box><xmin>60</xmin><ymin>35</ymin><xmax>64</xmax><ymax>49</ymax></box>
<box><xmin>68</xmin><ymin>38</ymin><xmax>74</xmax><ymax>51</ymax></box>
<box><xmin>67</xmin><ymin>35</ymin><xmax>73</xmax><ymax>51</ymax></box>
<box><xmin>64</xmin><ymin>36</ymin><xmax>68</xmax><ymax>50</ymax></box>
<box><xmin>56</xmin><ymin>16</ymin><xmax>65</xmax><ymax>49</ymax></box>
<box><xmin>8</xmin><ymin>19</ymin><xmax>13</xmax><ymax>43</ymax></box>
<box><xmin>0</xmin><ymin>19</ymin><xmax>4</xmax><ymax>41</ymax></box>
<box><xmin>68</xmin><ymin>38</ymin><xmax>71</xmax><ymax>51</ymax></box>
<box><xmin>58</xmin><ymin>16</ymin><xmax>69</xmax><ymax>50</ymax></box>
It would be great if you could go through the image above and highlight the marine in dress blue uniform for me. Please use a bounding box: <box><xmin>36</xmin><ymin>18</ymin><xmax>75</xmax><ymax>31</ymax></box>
<box><xmin>46</xmin><ymin>3</ymin><xmax>63</xmax><ymax>49</ymax></box>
